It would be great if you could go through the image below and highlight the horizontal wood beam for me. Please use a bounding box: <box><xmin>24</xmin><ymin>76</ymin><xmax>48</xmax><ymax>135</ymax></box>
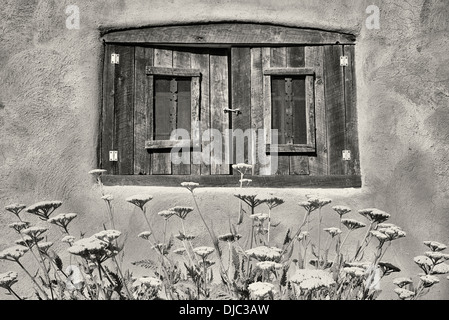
<box><xmin>102</xmin><ymin>175</ymin><xmax>362</xmax><ymax>188</ymax></box>
<box><xmin>145</xmin><ymin>139</ymin><xmax>201</xmax><ymax>149</ymax></box>
<box><xmin>102</xmin><ymin>23</ymin><xmax>356</xmax><ymax>45</ymax></box>
<box><xmin>266</xmin><ymin>144</ymin><xmax>316</xmax><ymax>153</ymax></box>
<box><xmin>264</xmin><ymin>68</ymin><xmax>315</xmax><ymax>76</ymax></box>
<box><xmin>146</xmin><ymin>66</ymin><xmax>201</xmax><ymax>77</ymax></box>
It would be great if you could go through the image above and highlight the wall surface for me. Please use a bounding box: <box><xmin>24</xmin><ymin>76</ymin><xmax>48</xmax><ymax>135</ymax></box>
<box><xmin>1</xmin><ymin>0</ymin><xmax>449</xmax><ymax>300</ymax></box>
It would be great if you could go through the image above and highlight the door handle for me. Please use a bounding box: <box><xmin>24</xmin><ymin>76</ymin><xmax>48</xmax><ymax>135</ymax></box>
<box><xmin>223</xmin><ymin>108</ymin><xmax>242</xmax><ymax>115</ymax></box>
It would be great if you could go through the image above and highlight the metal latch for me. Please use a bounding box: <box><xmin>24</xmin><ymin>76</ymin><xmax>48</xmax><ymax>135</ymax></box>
<box><xmin>340</xmin><ymin>56</ymin><xmax>348</xmax><ymax>67</ymax></box>
<box><xmin>223</xmin><ymin>108</ymin><xmax>242</xmax><ymax>115</ymax></box>
<box><xmin>109</xmin><ymin>151</ymin><xmax>118</xmax><ymax>162</ymax></box>
<box><xmin>342</xmin><ymin>150</ymin><xmax>351</xmax><ymax>161</ymax></box>
<box><xmin>111</xmin><ymin>54</ymin><xmax>120</xmax><ymax>64</ymax></box>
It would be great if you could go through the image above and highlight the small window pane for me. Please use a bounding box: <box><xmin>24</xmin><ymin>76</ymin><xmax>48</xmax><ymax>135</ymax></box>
<box><xmin>154</xmin><ymin>77</ymin><xmax>191</xmax><ymax>140</ymax></box>
<box><xmin>271</xmin><ymin>76</ymin><xmax>307</xmax><ymax>145</ymax></box>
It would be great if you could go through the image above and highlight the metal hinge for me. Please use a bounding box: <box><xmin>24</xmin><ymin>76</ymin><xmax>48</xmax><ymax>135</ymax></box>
<box><xmin>342</xmin><ymin>150</ymin><xmax>351</xmax><ymax>161</ymax></box>
<box><xmin>340</xmin><ymin>56</ymin><xmax>348</xmax><ymax>67</ymax></box>
<box><xmin>111</xmin><ymin>54</ymin><xmax>120</xmax><ymax>64</ymax></box>
<box><xmin>109</xmin><ymin>151</ymin><xmax>118</xmax><ymax>162</ymax></box>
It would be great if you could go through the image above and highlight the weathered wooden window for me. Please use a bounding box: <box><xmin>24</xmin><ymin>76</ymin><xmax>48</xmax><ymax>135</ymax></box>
<box><xmin>100</xmin><ymin>24</ymin><xmax>360</xmax><ymax>188</ymax></box>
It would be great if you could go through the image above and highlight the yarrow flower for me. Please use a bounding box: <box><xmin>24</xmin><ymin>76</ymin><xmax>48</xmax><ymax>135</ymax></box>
<box><xmin>250</xmin><ymin>213</ymin><xmax>269</xmax><ymax>222</ymax></box>
<box><xmin>25</xmin><ymin>201</ymin><xmax>62</xmax><ymax>220</ymax></box>
<box><xmin>323</xmin><ymin>227</ymin><xmax>342</xmax><ymax>237</ymax></box>
<box><xmin>8</xmin><ymin>221</ymin><xmax>31</xmax><ymax>233</ymax></box>
<box><xmin>193</xmin><ymin>246</ymin><xmax>215</xmax><ymax>259</ymax></box>
<box><xmin>47</xmin><ymin>213</ymin><xmax>77</xmax><ymax>232</ymax></box>
<box><xmin>420</xmin><ymin>275</ymin><xmax>440</xmax><ymax>287</ymax></box>
<box><xmin>394</xmin><ymin>288</ymin><xmax>415</xmax><ymax>300</ymax></box>
<box><xmin>180</xmin><ymin>182</ymin><xmax>200</xmax><ymax>192</ymax></box>
<box><xmin>234</xmin><ymin>192</ymin><xmax>264</xmax><ymax>208</ymax></box>
<box><xmin>414</xmin><ymin>255</ymin><xmax>433</xmax><ymax>272</ymax></box>
<box><xmin>261</xmin><ymin>196</ymin><xmax>285</xmax><ymax>210</ymax></box>
<box><xmin>22</xmin><ymin>226</ymin><xmax>48</xmax><ymax>240</ymax></box>
<box><xmin>256</xmin><ymin>261</ymin><xmax>283</xmax><ymax>271</ymax></box>
<box><xmin>139</xmin><ymin>277</ymin><xmax>162</xmax><ymax>290</ymax></box>
<box><xmin>137</xmin><ymin>231</ymin><xmax>152</xmax><ymax>241</ymax></box>
<box><xmin>88</xmin><ymin>169</ymin><xmax>107</xmax><ymax>177</ymax></box>
<box><xmin>425</xmin><ymin>251</ymin><xmax>449</xmax><ymax>263</ymax></box>
<box><xmin>332</xmin><ymin>205</ymin><xmax>351</xmax><ymax>217</ymax></box>
<box><xmin>170</xmin><ymin>206</ymin><xmax>194</xmax><ymax>220</ymax></box>
<box><xmin>175</xmin><ymin>232</ymin><xmax>196</xmax><ymax>241</ymax></box>
<box><xmin>232</xmin><ymin>163</ymin><xmax>253</xmax><ymax>175</ymax></box>
<box><xmin>173</xmin><ymin>248</ymin><xmax>186</xmax><ymax>255</ymax></box>
<box><xmin>378</xmin><ymin>261</ymin><xmax>401</xmax><ymax>275</ymax></box>
<box><xmin>431</xmin><ymin>263</ymin><xmax>449</xmax><ymax>275</ymax></box>
<box><xmin>218</xmin><ymin>233</ymin><xmax>242</xmax><ymax>242</ymax></box>
<box><xmin>358</xmin><ymin>208</ymin><xmax>390</xmax><ymax>224</ymax></box>
<box><xmin>0</xmin><ymin>271</ymin><xmax>18</xmax><ymax>289</ymax></box>
<box><xmin>343</xmin><ymin>267</ymin><xmax>366</xmax><ymax>277</ymax></box>
<box><xmin>101</xmin><ymin>194</ymin><xmax>114</xmax><ymax>202</ymax></box>
<box><xmin>94</xmin><ymin>230</ymin><xmax>121</xmax><ymax>242</ymax></box>
<box><xmin>376</xmin><ymin>223</ymin><xmax>406</xmax><ymax>241</ymax></box>
<box><xmin>0</xmin><ymin>246</ymin><xmax>29</xmax><ymax>262</ymax></box>
<box><xmin>157</xmin><ymin>210</ymin><xmax>176</xmax><ymax>220</ymax></box>
<box><xmin>393</xmin><ymin>277</ymin><xmax>413</xmax><ymax>288</ymax></box>
<box><xmin>5</xmin><ymin>203</ymin><xmax>26</xmax><ymax>219</ymax></box>
<box><xmin>126</xmin><ymin>194</ymin><xmax>153</xmax><ymax>209</ymax></box>
<box><xmin>37</xmin><ymin>242</ymin><xmax>53</xmax><ymax>255</ymax></box>
<box><xmin>290</xmin><ymin>269</ymin><xmax>335</xmax><ymax>291</ymax></box>
<box><xmin>341</xmin><ymin>219</ymin><xmax>366</xmax><ymax>231</ymax></box>
<box><xmin>61</xmin><ymin>235</ymin><xmax>76</xmax><ymax>245</ymax></box>
<box><xmin>245</xmin><ymin>246</ymin><xmax>282</xmax><ymax>262</ymax></box>
<box><xmin>423</xmin><ymin>241</ymin><xmax>447</xmax><ymax>252</ymax></box>
<box><xmin>306</xmin><ymin>195</ymin><xmax>332</xmax><ymax>208</ymax></box>
<box><xmin>298</xmin><ymin>201</ymin><xmax>318</xmax><ymax>213</ymax></box>
<box><xmin>68</xmin><ymin>237</ymin><xmax>110</xmax><ymax>262</ymax></box>
<box><xmin>248</xmin><ymin>282</ymin><xmax>275</xmax><ymax>299</ymax></box>
<box><xmin>15</xmin><ymin>236</ymin><xmax>42</xmax><ymax>248</ymax></box>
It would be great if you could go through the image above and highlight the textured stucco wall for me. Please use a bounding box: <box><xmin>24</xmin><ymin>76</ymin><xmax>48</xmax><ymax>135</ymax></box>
<box><xmin>1</xmin><ymin>0</ymin><xmax>449</xmax><ymax>299</ymax></box>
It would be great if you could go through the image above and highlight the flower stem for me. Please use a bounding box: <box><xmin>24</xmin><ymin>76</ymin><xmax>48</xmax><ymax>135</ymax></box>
<box><xmin>8</xmin><ymin>287</ymin><xmax>22</xmax><ymax>300</ymax></box>
<box><xmin>16</xmin><ymin>260</ymin><xmax>49</xmax><ymax>300</ymax></box>
<box><xmin>317</xmin><ymin>207</ymin><xmax>322</xmax><ymax>269</ymax></box>
<box><xmin>267</xmin><ymin>207</ymin><xmax>272</xmax><ymax>244</ymax></box>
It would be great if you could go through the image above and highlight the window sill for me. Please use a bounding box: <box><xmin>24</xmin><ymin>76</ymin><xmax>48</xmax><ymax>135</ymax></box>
<box><xmin>102</xmin><ymin>175</ymin><xmax>362</xmax><ymax>188</ymax></box>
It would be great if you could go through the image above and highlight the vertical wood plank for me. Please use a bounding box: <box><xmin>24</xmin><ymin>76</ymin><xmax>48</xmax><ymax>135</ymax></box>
<box><xmin>101</xmin><ymin>44</ymin><xmax>116</xmax><ymax>174</ymax></box>
<box><xmin>270</xmin><ymin>47</ymin><xmax>290</xmax><ymax>175</ymax></box>
<box><xmin>250</xmin><ymin>47</ymin><xmax>264</xmax><ymax>175</ymax></box>
<box><xmin>261</xmin><ymin>47</ymin><xmax>273</xmax><ymax>175</ymax></box>
<box><xmin>210</xmin><ymin>50</ymin><xmax>230</xmax><ymax>175</ymax></box>
<box><xmin>190</xmin><ymin>76</ymin><xmax>201</xmax><ymax>175</ymax></box>
<box><xmin>191</xmin><ymin>49</ymin><xmax>211</xmax><ymax>175</ymax></box>
<box><xmin>306</xmin><ymin>46</ymin><xmax>328</xmax><ymax>175</ymax></box>
<box><xmin>134</xmin><ymin>47</ymin><xmax>153</xmax><ymax>175</ymax></box>
<box><xmin>172</xmin><ymin>50</ymin><xmax>192</xmax><ymax>175</ymax></box>
<box><xmin>287</xmin><ymin>46</ymin><xmax>310</xmax><ymax>175</ymax></box>
<box><xmin>152</xmin><ymin>48</ymin><xmax>173</xmax><ymax>174</ymax></box>
<box><xmin>324</xmin><ymin>45</ymin><xmax>345</xmax><ymax>175</ymax></box>
<box><xmin>231</xmin><ymin>47</ymin><xmax>252</xmax><ymax>173</ymax></box>
<box><xmin>114</xmin><ymin>45</ymin><xmax>135</xmax><ymax>175</ymax></box>
<box><xmin>343</xmin><ymin>45</ymin><xmax>360</xmax><ymax>176</ymax></box>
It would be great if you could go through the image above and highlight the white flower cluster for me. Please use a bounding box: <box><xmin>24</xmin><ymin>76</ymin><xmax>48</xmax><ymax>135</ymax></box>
<box><xmin>256</xmin><ymin>261</ymin><xmax>283</xmax><ymax>271</ymax></box>
<box><xmin>245</xmin><ymin>246</ymin><xmax>282</xmax><ymax>262</ymax></box>
<box><xmin>180</xmin><ymin>182</ymin><xmax>200</xmax><ymax>192</ymax></box>
<box><xmin>25</xmin><ymin>201</ymin><xmax>62</xmax><ymax>220</ymax></box>
<box><xmin>375</xmin><ymin>223</ymin><xmax>406</xmax><ymax>241</ymax></box>
<box><xmin>248</xmin><ymin>282</ymin><xmax>275</xmax><ymax>299</ymax></box>
<box><xmin>332</xmin><ymin>205</ymin><xmax>351</xmax><ymax>217</ymax></box>
<box><xmin>290</xmin><ymin>269</ymin><xmax>335</xmax><ymax>291</ymax></box>
<box><xmin>323</xmin><ymin>227</ymin><xmax>342</xmax><ymax>237</ymax></box>
<box><xmin>0</xmin><ymin>271</ymin><xmax>18</xmax><ymax>289</ymax></box>
<box><xmin>139</xmin><ymin>277</ymin><xmax>162</xmax><ymax>290</ymax></box>
<box><xmin>68</xmin><ymin>236</ymin><xmax>109</xmax><ymax>260</ymax></box>
<box><xmin>94</xmin><ymin>230</ymin><xmax>121</xmax><ymax>242</ymax></box>
<box><xmin>358</xmin><ymin>208</ymin><xmax>390</xmax><ymax>223</ymax></box>
<box><xmin>0</xmin><ymin>246</ymin><xmax>29</xmax><ymax>261</ymax></box>
<box><xmin>193</xmin><ymin>246</ymin><xmax>215</xmax><ymax>259</ymax></box>
<box><xmin>48</xmin><ymin>213</ymin><xmax>77</xmax><ymax>228</ymax></box>
<box><xmin>125</xmin><ymin>194</ymin><xmax>153</xmax><ymax>209</ymax></box>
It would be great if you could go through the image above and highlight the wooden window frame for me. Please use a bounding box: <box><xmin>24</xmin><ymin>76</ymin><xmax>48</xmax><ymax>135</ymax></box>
<box><xmin>144</xmin><ymin>66</ymin><xmax>201</xmax><ymax>150</ymax></box>
<box><xmin>264</xmin><ymin>68</ymin><xmax>316</xmax><ymax>154</ymax></box>
<box><xmin>100</xmin><ymin>23</ymin><xmax>361</xmax><ymax>188</ymax></box>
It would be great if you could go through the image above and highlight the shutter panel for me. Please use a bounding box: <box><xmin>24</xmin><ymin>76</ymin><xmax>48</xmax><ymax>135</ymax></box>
<box><xmin>101</xmin><ymin>44</ymin><xmax>134</xmax><ymax>175</ymax></box>
<box><xmin>324</xmin><ymin>45</ymin><xmax>346</xmax><ymax>175</ymax></box>
<box><xmin>343</xmin><ymin>45</ymin><xmax>360</xmax><ymax>176</ymax></box>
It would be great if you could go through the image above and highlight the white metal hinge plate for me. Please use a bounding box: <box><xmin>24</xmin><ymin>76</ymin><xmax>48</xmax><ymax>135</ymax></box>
<box><xmin>111</xmin><ymin>54</ymin><xmax>120</xmax><ymax>64</ymax></box>
<box><xmin>342</xmin><ymin>150</ymin><xmax>351</xmax><ymax>161</ymax></box>
<box><xmin>340</xmin><ymin>56</ymin><xmax>348</xmax><ymax>67</ymax></box>
<box><xmin>109</xmin><ymin>151</ymin><xmax>118</xmax><ymax>162</ymax></box>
